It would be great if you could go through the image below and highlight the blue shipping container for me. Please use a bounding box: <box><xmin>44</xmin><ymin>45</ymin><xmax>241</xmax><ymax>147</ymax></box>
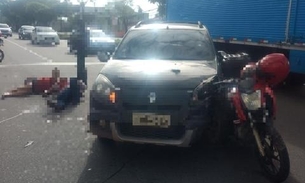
<box><xmin>166</xmin><ymin>0</ymin><xmax>305</xmax><ymax>74</ymax></box>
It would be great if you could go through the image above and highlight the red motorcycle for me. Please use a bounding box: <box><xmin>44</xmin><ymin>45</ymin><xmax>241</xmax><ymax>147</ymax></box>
<box><xmin>220</xmin><ymin>53</ymin><xmax>290</xmax><ymax>182</ymax></box>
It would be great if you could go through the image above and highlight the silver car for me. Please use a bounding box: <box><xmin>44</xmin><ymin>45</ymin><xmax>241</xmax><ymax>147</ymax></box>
<box><xmin>0</xmin><ymin>23</ymin><xmax>12</xmax><ymax>38</ymax></box>
<box><xmin>31</xmin><ymin>26</ymin><xmax>60</xmax><ymax>45</ymax></box>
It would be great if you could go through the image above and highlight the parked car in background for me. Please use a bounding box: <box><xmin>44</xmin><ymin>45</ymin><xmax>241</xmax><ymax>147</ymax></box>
<box><xmin>68</xmin><ymin>28</ymin><xmax>115</xmax><ymax>54</ymax></box>
<box><xmin>31</xmin><ymin>26</ymin><xmax>60</xmax><ymax>45</ymax></box>
<box><xmin>0</xmin><ymin>23</ymin><xmax>12</xmax><ymax>38</ymax></box>
<box><xmin>18</xmin><ymin>25</ymin><xmax>34</xmax><ymax>40</ymax></box>
<box><xmin>87</xmin><ymin>29</ymin><xmax>116</xmax><ymax>54</ymax></box>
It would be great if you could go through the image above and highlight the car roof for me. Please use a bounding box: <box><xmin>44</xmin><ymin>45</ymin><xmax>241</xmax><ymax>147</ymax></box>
<box><xmin>21</xmin><ymin>25</ymin><xmax>34</xmax><ymax>28</ymax></box>
<box><xmin>130</xmin><ymin>21</ymin><xmax>207</xmax><ymax>31</ymax></box>
<box><xmin>35</xmin><ymin>26</ymin><xmax>52</xmax><ymax>28</ymax></box>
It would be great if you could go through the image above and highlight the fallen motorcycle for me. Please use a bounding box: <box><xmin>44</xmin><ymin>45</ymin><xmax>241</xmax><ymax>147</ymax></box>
<box><xmin>0</xmin><ymin>38</ymin><xmax>4</xmax><ymax>62</ymax></box>
<box><xmin>216</xmin><ymin>53</ymin><xmax>290</xmax><ymax>182</ymax></box>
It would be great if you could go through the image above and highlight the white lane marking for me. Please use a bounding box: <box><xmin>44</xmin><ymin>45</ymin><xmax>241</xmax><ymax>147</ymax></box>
<box><xmin>0</xmin><ymin>62</ymin><xmax>105</xmax><ymax>68</ymax></box>
<box><xmin>0</xmin><ymin>112</ymin><xmax>23</xmax><ymax>124</ymax></box>
<box><xmin>5</xmin><ymin>39</ymin><xmax>50</xmax><ymax>61</ymax></box>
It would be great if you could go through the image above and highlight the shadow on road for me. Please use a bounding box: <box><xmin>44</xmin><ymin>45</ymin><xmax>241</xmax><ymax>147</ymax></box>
<box><xmin>76</xmin><ymin>139</ymin><xmax>301</xmax><ymax>183</ymax></box>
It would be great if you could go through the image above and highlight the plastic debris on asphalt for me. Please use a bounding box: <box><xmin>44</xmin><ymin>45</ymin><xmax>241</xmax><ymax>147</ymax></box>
<box><xmin>24</xmin><ymin>141</ymin><xmax>34</xmax><ymax>148</ymax></box>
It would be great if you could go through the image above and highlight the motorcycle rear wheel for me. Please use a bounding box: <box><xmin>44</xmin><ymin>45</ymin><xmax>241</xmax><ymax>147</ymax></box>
<box><xmin>257</xmin><ymin>127</ymin><xmax>290</xmax><ymax>183</ymax></box>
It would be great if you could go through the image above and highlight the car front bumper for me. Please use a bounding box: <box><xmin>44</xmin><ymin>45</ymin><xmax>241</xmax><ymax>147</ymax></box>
<box><xmin>37</xmin><ymin>37</ymin><xmax>60</xmax><ymax>44</ymax></box>
<box><xmin>88</xmin><ymin>93</ymin><xmax>210</xmax><ymax>147</ymax></box>
<box><xmin>20</xmin><ymin>33</ymin><xmax>31</xmax><ymax>39</ymax></box>
<box><xmin>1</xmin><ymin>32</ymin><xmax>12</xmax><ymax>37</ymax></box>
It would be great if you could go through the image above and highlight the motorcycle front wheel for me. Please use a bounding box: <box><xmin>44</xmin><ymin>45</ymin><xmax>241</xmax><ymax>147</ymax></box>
<box><xmin>0</xmin><ymin>49</ymin><xmax>4</xmax><ymax>62</ymax></box>
<box><xmin>257</xmin><ymin>127</ymin><xmax>290</xmax><ymax>182</ymax></box>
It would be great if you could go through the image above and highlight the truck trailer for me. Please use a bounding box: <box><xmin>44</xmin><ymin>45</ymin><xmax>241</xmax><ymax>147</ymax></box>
<box><xmin>166</xmin><ymin>0</ymin><xmax>305</xmax><ymax>85</ymax></box>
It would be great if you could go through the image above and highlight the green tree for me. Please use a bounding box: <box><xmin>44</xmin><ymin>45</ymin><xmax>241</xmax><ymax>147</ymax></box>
<box><xmin>148</xmin><ymin>0</ymin><xmax>166</xmax><ymax>18</ymax></box>
<box><xmin>114</xmin><ymin>0</ymin><xmax>136</xmax><ymax>32</ymax></box>
<box><xmin>0</xmin><ymin>0</ymin><xmax>70</xmax><ymax>29</ymax></box>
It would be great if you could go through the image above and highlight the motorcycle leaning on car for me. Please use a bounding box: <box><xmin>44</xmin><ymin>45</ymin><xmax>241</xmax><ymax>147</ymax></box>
<box><xmin>0</xmin><ymin>38</ymin><xmax>4</xmax><ymax>62</ymax></box>
<box><xmin>215</xmin><ymin>53</ymin><xmax>290</xmax><ymax>182</ymax></box>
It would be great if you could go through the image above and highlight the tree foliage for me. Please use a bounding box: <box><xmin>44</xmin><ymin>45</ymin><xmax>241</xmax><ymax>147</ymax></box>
<box><xmin>0</xmin><ymin>0</ymin><xmax>76</xmax><ymax>30</ymax></box>
<box><xmin>113</xmin><ymin>0</ymin><xmax>136</xmax><ymax>32</ymax></box>
<box><xmin>147</xmin><ymin>0</ymin><xmax>166</xmax><ymax>18</ymax></box>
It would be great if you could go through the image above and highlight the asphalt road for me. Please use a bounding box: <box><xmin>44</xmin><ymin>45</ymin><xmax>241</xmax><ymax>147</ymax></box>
<box><xmin>0</xmin><ymin>34</ymin><xmax>305</xmax><ymax>183</ymax></box>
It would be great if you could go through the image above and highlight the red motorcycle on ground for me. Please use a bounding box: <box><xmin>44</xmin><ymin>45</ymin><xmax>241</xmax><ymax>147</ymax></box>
<box><xmin>215</xmin><ymin>53</ymin><xmax>290</xmax><ymax>182</ymax></box>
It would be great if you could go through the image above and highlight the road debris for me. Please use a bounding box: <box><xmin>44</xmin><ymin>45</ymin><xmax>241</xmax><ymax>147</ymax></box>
<box><xmin>24</xmin><ymin>141</ymin><xmax>34</xmax><ymax>148</ymax></box>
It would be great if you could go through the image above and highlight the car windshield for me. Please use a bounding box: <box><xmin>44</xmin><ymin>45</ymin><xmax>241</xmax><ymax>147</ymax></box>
<box><xmin>37</xmin><ymin>27</ymin><xmax>55</xmax><ymax>32</ymax></box>
<box><xmin>113</xmin><ymin>29</ymin><xmax>216</xmax><ymax>61</ymax></box>
<box><xmin>23</xmin><ymin>26</ymin><xmax>34</xmax><ymax>30</ymax></box>
<box><xmin>90</xmin><ymin>31</ymin><xmax>106</xmax><ymax>37</ymax></box>
<box><xmin>0</xmin><ymin>24</ymin><xmax>9</xmax><ymax>28</ymax></box>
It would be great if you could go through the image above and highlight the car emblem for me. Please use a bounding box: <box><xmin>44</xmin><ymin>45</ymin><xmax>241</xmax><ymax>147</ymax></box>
<box><xmin>148</xmin><ymin>92</ymin><xmax>156</xmax><ymax>103</ymax></box>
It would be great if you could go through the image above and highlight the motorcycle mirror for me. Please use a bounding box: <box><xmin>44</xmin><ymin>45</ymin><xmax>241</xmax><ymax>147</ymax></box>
<box><xmin>217</xmin><ymin>51</ymin><xmax>227</xmax><ymax>62</ymax></box>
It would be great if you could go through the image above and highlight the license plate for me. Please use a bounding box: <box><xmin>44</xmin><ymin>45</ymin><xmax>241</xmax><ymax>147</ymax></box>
<box><xmin>132</xmin><ymin>113</ymin><xmax>171</xmax><ymax>128</ymax></box>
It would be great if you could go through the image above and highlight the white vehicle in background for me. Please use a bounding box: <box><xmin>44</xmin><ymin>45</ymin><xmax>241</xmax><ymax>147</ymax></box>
<box><xmin>0</xmin><ymin>23</ymin><xmax>12</xmax><ymax>38</ymax></box>
<box><xmin>31</xmin><ymin>26</ymin><xmax>60</xmax><ymax>45</ymax></box>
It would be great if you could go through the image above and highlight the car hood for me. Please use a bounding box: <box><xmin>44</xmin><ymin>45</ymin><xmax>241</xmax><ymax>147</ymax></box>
<box><xmin>37</xmin><ymin>32</ymin><xmax>58</xmax><ymax>36</ymax></box>
<box><xmin>100</xmin><ymin>60</ymin><xmax>217</xmax><ymax>89</ymax></box>
<box><xmin>0</xmin><ymin>28</ymin><xmax>11</xmax><ymax>31</ymax></box>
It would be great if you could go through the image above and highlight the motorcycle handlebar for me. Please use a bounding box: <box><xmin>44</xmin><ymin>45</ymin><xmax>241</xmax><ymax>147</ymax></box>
<box><xmin>213</xmin><ymin>79</ymin><xmax>239</xmax><ymax>85</ymax></box>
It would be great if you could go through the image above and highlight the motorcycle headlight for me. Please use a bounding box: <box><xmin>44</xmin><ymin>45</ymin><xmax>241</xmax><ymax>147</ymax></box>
<box><xmin>92</xmin><ymin>74</ymin><xmax>116</xmax><ymax>103</ymax></box>
<box><xmin>241</xmin><ymin>90</ymin><xmax>261</xmax><ymax>110</ymax></box>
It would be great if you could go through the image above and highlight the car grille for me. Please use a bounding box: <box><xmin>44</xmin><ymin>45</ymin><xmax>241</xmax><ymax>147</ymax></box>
<box><xmin>117</xmin><ymin>124</ymin><xmax>186</xmax><ymax>140</ymax></box>
<box><xmin>45</xmin><ymin>37</ymin><xmax>54</xmax><ymax>40</ymax></box>
<box><xmin>122</xmin><ymin>103</ymin><xmax>181</xmax><ymax>111</ymax></box>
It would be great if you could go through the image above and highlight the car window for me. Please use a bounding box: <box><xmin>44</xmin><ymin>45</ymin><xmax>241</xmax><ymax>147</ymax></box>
<box><xmin>113</xmin><ymin>29</ymin><xmax>216</xmax><ymax>61</ymax></box>
<box><xmin>90</xmin><ymin>31</ymin><xmax>105</xmax><ymax>37</ymax></box>
<box><xmin>36</xmin><ymin>27</ymin><xmax>55</xmax><ymax>32</ymax></box>
<box><xmin>0</xmin><ymin>24</ymin><xmax>9</xmax><ymax>28</ymax></box>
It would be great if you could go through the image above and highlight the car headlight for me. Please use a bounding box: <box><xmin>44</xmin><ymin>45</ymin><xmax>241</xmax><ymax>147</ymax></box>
<box><xmin>92</xmin><ymin>74</ymin><xmax>116</xmax><ymax>103</ymax></box>
<box><xmin>241</xmin><ymin>90</ymin><xmax>261</xmax><ymax>110</ymax></box>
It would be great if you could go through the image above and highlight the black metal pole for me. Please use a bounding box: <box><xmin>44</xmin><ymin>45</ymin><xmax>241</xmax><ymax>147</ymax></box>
<box><xmin>77</xmin><ymin>1</ymin><xmax>87</xmax><ymax>85</ymax></box>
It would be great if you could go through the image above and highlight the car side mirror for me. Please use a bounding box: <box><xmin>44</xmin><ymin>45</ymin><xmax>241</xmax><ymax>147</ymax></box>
<box><xmin>97</xmin><ymin>51</ymin><xmax>109</xmax><ymax>62</ymax></box>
